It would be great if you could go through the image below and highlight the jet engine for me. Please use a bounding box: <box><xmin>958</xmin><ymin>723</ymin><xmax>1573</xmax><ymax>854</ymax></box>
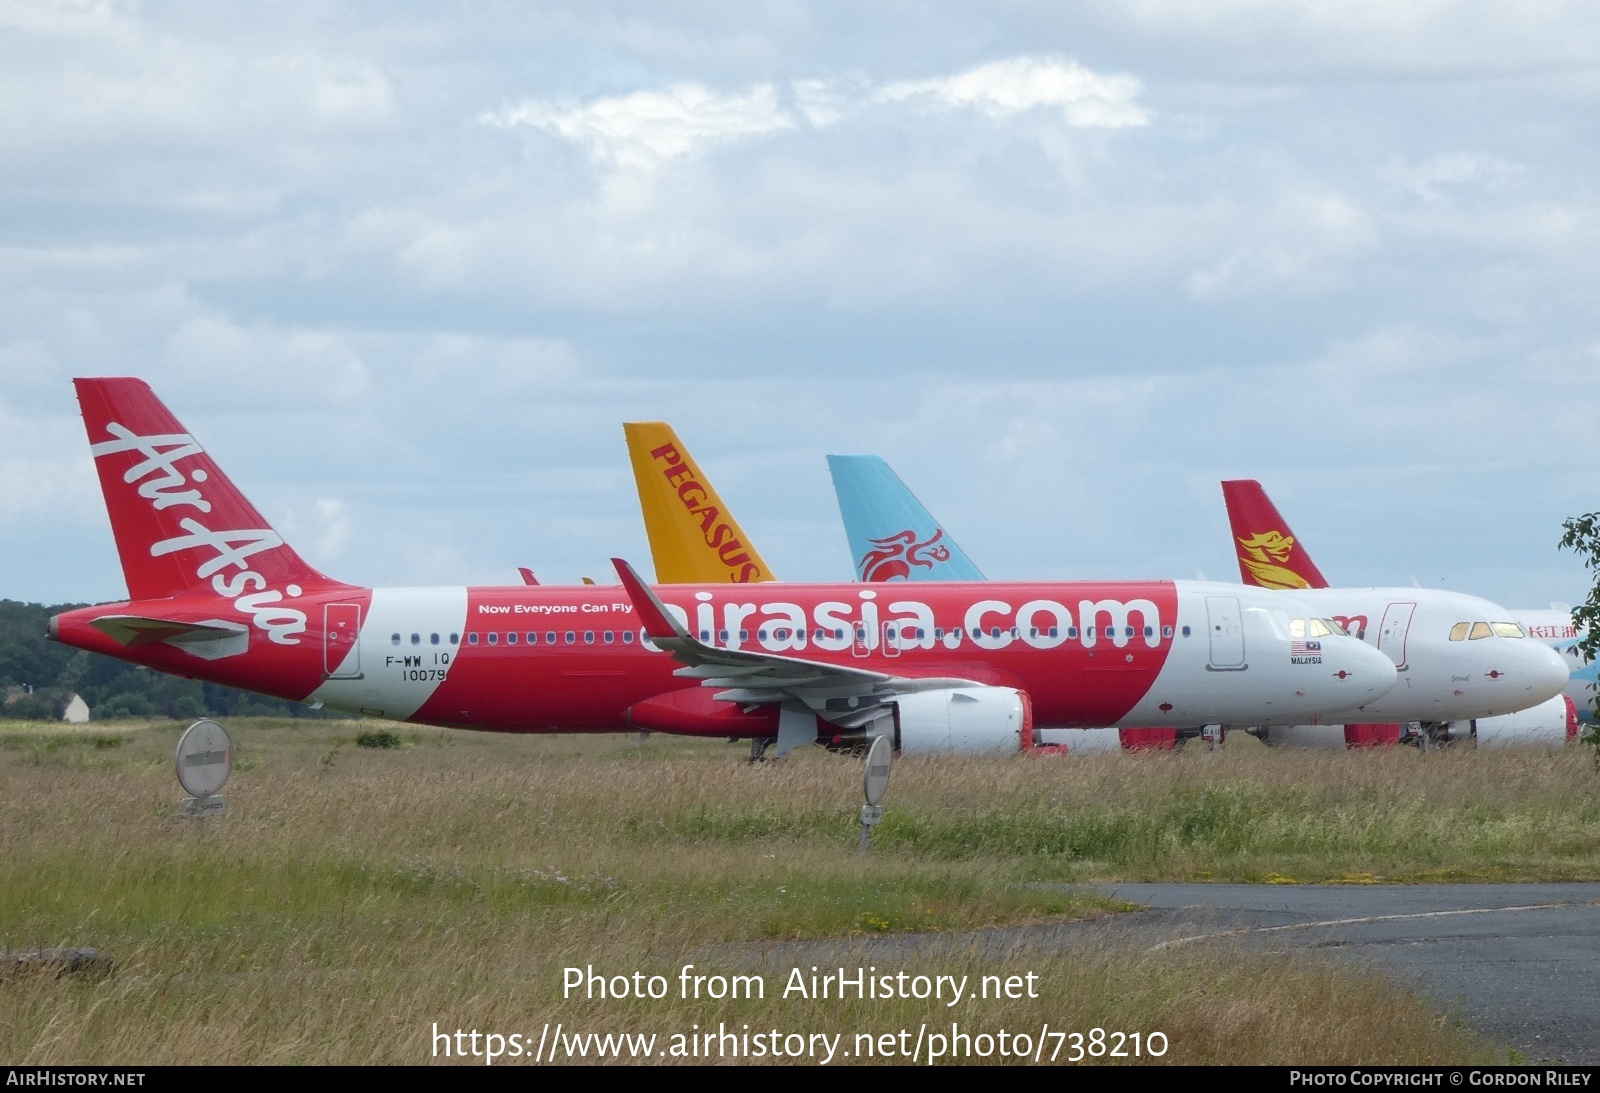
<box><xmin>891</xmin><ymin>687</ymin><xmax>1032</xmax><ymax>755</ymax></box>
<box><xmin>1469</xmin><ymin>694</ymin><xmax>1578</xmax><ymax>749</ymax></box>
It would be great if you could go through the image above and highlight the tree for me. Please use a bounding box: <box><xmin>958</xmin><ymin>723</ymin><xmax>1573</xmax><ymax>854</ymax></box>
<box><xmin>1559</xmin><ymin>513</ymin><xmax>1600</xmax><ymax>662</ymax></box>
<box><xmin>1557</xmin><ymin>512</ymin><xmax>1600</xmax><ymax>759</ymax></box>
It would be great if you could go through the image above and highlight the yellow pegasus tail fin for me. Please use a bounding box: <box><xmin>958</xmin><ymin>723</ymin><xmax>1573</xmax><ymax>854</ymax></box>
<box><xmin>623</xmin><ymin>422</ymin><xmax>778</xmax><ymax>584</ymax></box>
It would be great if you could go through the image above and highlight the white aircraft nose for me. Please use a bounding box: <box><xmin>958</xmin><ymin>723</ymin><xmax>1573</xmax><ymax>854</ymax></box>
<box><xmin>1327</xmin><ymin>635</ymin><xmax>1399</xmax><ymax>701</ymax></box>
<box><xmin>1521</xmin><ymin>641</ymin><xmax>1572</xmax><ymax>703</ymax></box>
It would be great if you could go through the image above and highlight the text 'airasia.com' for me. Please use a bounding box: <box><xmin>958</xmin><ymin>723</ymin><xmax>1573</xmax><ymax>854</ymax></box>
<box><xmin>430</xmin><ymin>964</ymin><xmax>1169</xmax><ymax>1065</ymax></box>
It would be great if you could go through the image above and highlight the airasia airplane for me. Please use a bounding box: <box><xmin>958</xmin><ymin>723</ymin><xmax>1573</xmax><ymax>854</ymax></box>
<box><xmin>45</xmin><ymin>379</ymin><xmax>1398</xmax><ymax>757</ymax></box>
<box><xmin>819</xmin><ymin>455</ymin><xmax>1569</xmax><ymax>749</ymax></box>
<box><xmin>1222</xmin><ymin>479</ymin><xmax>1577</xmax><ymax>748</ymax></box>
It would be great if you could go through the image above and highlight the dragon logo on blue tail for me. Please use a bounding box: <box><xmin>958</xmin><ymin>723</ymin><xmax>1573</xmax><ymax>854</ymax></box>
<box><xmin>858</xmin><ymin>529</ymin><xmax>953</xmax><ymax>582</ymax></box>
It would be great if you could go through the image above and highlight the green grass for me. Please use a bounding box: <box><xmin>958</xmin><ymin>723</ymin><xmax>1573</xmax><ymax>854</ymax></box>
<box><xmin>0</xmin><ymin>719</ymin><xmax>1565</xmax><ymax>1063</ymax></box>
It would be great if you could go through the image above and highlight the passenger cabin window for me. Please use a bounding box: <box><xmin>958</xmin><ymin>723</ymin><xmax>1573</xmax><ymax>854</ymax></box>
<box><xmin>410</xmin><ymin>633</ymin><xmax>420</xmax><ymax>645</ymax></box>
<box><xmin>487</xmin><ymin>632</ymin><xmax>499</xmax><ymax>646</ymax></box>
<box><xmin>390</xmin><ymin>633</ymin><xmax>401</xmax><ymax>645</ymax></box>
<box><xmin>467</xmin><ymin>633</ymin><xmax>479</xmax><ymax>645</ymax></box>
<box><xmin>546</xmin><ymin>632</ymin><xmax>556</xmax><ymax>644</ymax></box>
<box><xmin>449</xmin><ymin>633</ymin><xmax>459</xmax><ymax>645</ymax></box>
<box><xmin>506</xmin><ymin>631</ymin><xmax>518</xmax><ymax>644</ymax></box>
<box><xmin>430</xmin><ymin>633</ymin><xmax>440</xmax><ymax>645</ymax></box>
<box><xmin>527</xmin><ymin>632</ymin><xmax>538</xmax><ymax>644</ymax></box>
<box><xmin>565</xmin><ymin>631</ymin><xmax>576</xmax><ymax>644</ymax></box>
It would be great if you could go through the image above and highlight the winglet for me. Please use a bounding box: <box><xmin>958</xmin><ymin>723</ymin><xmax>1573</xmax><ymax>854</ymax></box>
<box><xmin>612</xmin><ymin>558</ymin><xmax>692</xmax><ymax>643</ymax></box>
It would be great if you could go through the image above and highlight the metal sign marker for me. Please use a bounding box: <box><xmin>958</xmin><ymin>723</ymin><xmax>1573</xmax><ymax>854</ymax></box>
<box><xmin>859</xmin><ymin>734</ymin><xmax>892</xmax><ymax>854</ymax></box>
<box><xmin>175</xmin><ymin>718</ymin><xmax>232</xmax><ymax>817</ymax></box>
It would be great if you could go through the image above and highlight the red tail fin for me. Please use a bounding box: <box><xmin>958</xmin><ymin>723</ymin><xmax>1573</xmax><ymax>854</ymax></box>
<box><xmin>75</xmin><ymin>378</ymin><xmax>340</xmax><ymax>602</ymax></box>
<box><xmin>1220</xmin><ymin>479</ymin><xmax>1330</xmax><ymax>590</ymax></box>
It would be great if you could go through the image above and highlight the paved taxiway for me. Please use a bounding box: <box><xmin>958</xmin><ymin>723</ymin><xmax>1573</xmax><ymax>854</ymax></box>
<box><xmin>1092</xmin><ymin>883</ymin><xmax>1600</xmax><ymax>1064</ymax></box>
<box><xmin>748</xmin><ymin>882</ymin><xmax>1600</xmax><ymax>1063</ymax></box>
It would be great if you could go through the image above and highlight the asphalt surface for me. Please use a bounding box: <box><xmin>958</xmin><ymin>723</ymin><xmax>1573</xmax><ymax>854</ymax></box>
<box><xmin>1094</xmin><ymin>883</ymin><xmax>1600</xmax><ymax>1064</ymax></box>
<box><xmin>746</xmin><ymin>882</ymin><xmax>1600</xmax><ymax>1064</ymax></box>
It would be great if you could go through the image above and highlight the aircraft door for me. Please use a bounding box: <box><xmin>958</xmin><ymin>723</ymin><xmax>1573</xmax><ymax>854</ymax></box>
<box><xmin>1206</xmin><ymin>596</ymin><xmax>1247</xmax><ymax>670</ymax></box>
<box><xmin>324</xmin><ymin>603</ymin><xmax>363</xmax><ymax>679</ymax></box>
<box><xmin>881</xmin><ymin>622</ymin><xmax>902</xmax><ymax>658</ymax></box>
<box><xmin>1377</xmin><ymin>602</ymin><xmax>1416</xmax><ymax>671</ymax></box>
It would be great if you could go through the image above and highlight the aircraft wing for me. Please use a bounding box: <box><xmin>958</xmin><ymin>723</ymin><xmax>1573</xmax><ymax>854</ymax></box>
<box><xmin>612</xmin><ymin>558</ymin><xmax>977</xmax><ymax>731</ymax></box>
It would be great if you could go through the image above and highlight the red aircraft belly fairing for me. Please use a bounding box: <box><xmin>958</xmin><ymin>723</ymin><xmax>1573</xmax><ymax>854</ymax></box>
<box><xmin>49</xmin><ymin>378</ymin><xmax>1398</xmax><ymax>751</ymax></box>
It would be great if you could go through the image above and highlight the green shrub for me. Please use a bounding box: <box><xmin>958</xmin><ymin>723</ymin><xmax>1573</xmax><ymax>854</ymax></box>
<box><xmin>356</xmin><ymin>730</ymin><xmax>403</xmax><ymax>749</ymax></box>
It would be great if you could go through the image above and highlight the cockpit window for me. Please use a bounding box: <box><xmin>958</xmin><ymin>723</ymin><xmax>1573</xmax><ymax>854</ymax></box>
<box><xmin>1289</xmin><ymin>618</ymin><xmax>1336</xmax><ymax>639</ymax></box>
<box><xmin>1469</xmin><ymin>621</ymin><xmax>1493</xmax><ymax>639</ymax></box>
<box><xmin>1490</xmin><ymin>622</ymin><xmax>1525</xmax><ymax>639</ymax></box>
<box><xmin>1449</xmin><ymin>622</ymin><xmax>1469</xmax><ymax>641</ymax></box>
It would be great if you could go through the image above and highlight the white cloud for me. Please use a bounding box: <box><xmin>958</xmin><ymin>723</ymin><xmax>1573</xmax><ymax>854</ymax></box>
<box><xmin>159</xmin><ymin>314</ymin><xmax>374</xmax><ymax>410</ymax></box>
<box><xmin>878</xmin><ymin>56</ymin><xmax>1149</xmax><ymax>128</ymax></box>
<box><xmin>1183</xmin><ymin>191</ymin><xmax>1380</xmax><ymax>299</ymax></box>
<box><xmin>791</xmin><ymin>78</ymin><xmax>850</xmax><ymax>127</ymax></box>
<box><xmin>486</xmin><ymin>83</ymin><xmax>793</xmax><ymax>170</ymax></box>
<box><xmin>0</xmin><ymin>393</ymin><xmax>99</xmax><ymax>530</ymax></box>
<box><xmin>1382</xmin><ymin>152</ymin><xmax>1522</xmax><ymax>202</ymax></box>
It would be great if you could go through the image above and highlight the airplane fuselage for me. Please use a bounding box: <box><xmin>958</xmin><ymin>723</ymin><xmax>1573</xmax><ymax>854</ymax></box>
<box><xmin>1290</xmin><ymin>588</ymin><xmax>1569</xmax><ymax>723</ymax></box>
<box><xmin>52</xmin><ymin>579</ymin><xmax>1397</xmax><ymax>736</ymax></box>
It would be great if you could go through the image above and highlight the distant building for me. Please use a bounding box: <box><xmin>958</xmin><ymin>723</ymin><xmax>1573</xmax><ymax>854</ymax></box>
<box><xmin>62</xmin><ymin>694</ymin><xmax>90</xmax><ymax>723</ymax></box>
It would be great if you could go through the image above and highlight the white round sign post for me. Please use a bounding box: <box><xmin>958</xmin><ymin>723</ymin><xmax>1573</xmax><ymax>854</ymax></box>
<box><xmin>175</xmin><ymin>719</ymin><xmax>232</xmax><ymax>817</ymax></box>
<box><xmin>858</xmin><ymin>734</ymin><xmax>892</xmax><ymax>854</ymax></box>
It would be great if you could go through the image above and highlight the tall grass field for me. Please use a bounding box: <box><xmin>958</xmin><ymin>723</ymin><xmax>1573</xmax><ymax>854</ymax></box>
<box><xmin>6</xmin><ymin>719</ymin><xmax>1587</xmax><ymax>1064</ymax></box>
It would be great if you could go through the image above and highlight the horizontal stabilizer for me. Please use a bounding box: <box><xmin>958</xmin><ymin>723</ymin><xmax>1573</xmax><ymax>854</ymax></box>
<box><xmin>89</xmin><ymin>615</ymin><xmax>249</xmax><ymax>660</ymax></box>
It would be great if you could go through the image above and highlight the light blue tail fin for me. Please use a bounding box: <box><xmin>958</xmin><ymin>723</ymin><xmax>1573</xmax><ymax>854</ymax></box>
<box><xmin>826</xmin><ymin>455</ymin><xmax>986</xmax><ymax>582</ymax></box>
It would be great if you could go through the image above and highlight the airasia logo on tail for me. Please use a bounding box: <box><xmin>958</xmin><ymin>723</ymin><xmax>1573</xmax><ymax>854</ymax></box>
<box><xmin>858</xmin><ymin>529</ymin><xmax>952</xmax><ymax>581</ymax></box>
<box><xmin>92</xmin><ymin>423</ymin><xmax>309</xmax><ymax>645</ymax></box>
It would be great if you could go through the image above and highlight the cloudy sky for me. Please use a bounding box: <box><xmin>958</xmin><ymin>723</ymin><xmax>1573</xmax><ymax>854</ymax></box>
<box><xmin>4</xmin><ymin>1</ymin><xmax>1600</xmax><ymax>609</ymax></box>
